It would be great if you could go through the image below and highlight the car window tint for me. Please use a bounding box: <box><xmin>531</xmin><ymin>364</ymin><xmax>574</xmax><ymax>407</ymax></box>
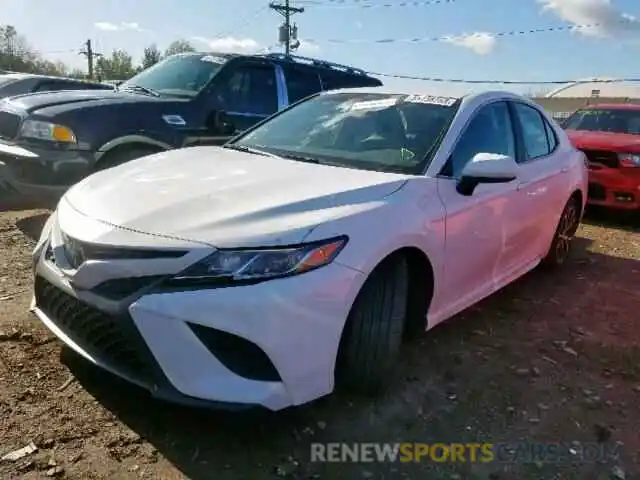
<box><xmin>514</xmin><ymin>103</ymin><xmax>551</xmax><ymax>161</ymax></box>
<box><xmin>284</xmin><ymin>67</ymin><xmax>321</xmax><ymax>103</ymax></box>
<box><xmin>217</xmin><ymin>64</ymin><xmax>277</xmax><ymax>115</ymax></box>
<box><xmin>446</xmin><ymin>102</ymin><xmax>515</xmax><ymax>178</ymax></box>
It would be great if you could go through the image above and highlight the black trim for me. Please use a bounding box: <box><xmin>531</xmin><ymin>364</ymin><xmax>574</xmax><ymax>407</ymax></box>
<box><xmin>188</xmin><ymin>323</ymin><xmax>281</xmax><ymax>382</ymax></box>
<box><xmin>456</xmin><ymin>174</ymin><xmax>517</xmax><ymax>196</ymax></box>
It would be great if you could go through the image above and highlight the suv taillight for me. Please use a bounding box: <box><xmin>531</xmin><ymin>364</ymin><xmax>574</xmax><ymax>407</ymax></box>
<box><xmin>619</xmin><ymin>153</ymin><xmax>640</xmax><ymax>167</ymax></box>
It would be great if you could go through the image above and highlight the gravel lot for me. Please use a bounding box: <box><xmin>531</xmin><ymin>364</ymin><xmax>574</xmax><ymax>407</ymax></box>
<box><xmin>0</xmin><ymin>205</ymin><xmax>638</xmax><ymax>480</ymax></box>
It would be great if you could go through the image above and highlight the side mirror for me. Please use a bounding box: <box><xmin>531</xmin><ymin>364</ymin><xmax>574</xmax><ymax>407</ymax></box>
<box><xmin>212</xmin><ymin>111</ymin><xmax>236</xmax><ymax>136</ymax></box>
<box><xmin>456</xmin><ymin>152</ymin><xmax>518</xmax><ymax>196</ymax></box>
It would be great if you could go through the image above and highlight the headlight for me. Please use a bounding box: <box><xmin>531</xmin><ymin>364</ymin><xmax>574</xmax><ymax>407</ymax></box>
<box><xmin>619</xmin><ymin>153</ymin><xmax>640</xmax><ymax>167</ymax></box>
<box><xmin>20</xmin><ymin>120</ymin><xmax>76</xmax><ymax>143</ymax></box>
<box><xmin>167</xmin><ymin>236</ymin><xmax>348</xmax><ymax>286</ymax></box>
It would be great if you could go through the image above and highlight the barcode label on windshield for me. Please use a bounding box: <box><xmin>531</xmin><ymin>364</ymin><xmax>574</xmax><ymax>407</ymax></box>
<box><xmin>404</xmin><ymin>94</ymin><xmax>457</xmax><ymax>106</ymax></box>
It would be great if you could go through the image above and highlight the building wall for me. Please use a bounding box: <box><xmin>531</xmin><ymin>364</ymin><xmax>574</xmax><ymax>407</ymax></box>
<box><xmin>531</xmin><ymin>97</ymin><xmax>640</xmax><ymax>121</ymax></box>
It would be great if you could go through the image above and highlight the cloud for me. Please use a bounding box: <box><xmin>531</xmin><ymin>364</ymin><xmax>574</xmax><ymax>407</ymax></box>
<box><xmin>94</xmin><ymin>21</ymin><xmax>145</xmax><ymax>32</ymax></box>
<box><xmin>442</xmin><ymin>32</ymin><xmax>496</xmax><ymax>55</ymax></box>
<box><xmin>538</xmin><ymin>0</ymin><xmax>640</xmax><ymax>37</ymax></box>
<box><xmin>192</xmin><ymin>36</ymin><xmax>320</xmax><ymax>55</ymax></box>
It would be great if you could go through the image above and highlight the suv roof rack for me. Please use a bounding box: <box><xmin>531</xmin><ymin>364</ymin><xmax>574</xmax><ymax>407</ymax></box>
<box><xmin>261</xmin><ymin>53</ymin><xmax>369</xmax><ymax>76</ymax></box>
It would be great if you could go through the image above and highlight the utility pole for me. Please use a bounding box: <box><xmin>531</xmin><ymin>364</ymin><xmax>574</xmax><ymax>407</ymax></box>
<box><xmin>79</xmin><ymin>39</ymin><xmax>103</xmax><ymax>80</ymax></box>
<box><xmin>269</xmin><ymin>0</ymin><xmax>304</xmax><ymax>55</ymax></box>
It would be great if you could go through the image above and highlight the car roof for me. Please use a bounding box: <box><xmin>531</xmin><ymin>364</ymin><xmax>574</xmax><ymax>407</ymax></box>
<box><xmin>173</xmin><ymin>51</ymin><xmax>378</xmax><ymax>79</ymax></box>
<box><xmin>582</xmin><ymin>103</ymin><xmax>640</xmax><ymax>111</ymax></box>
<box><xmin>320</xmin><ymin>86</ymin><xmax>530</xmax><ymax>104</ymax></box>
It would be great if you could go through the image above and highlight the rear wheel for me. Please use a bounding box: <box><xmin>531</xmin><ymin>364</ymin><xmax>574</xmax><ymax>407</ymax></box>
<box><xmin>336</xmin><ymin>255</ymin><xmax>409</xmax><ymax>394</ymax></box>
<box><xmin>95</xmin><ymin>146</ymin><xmax>162</xmax><ymax>171</ymax></box>
<box><xmin>541</xmin><ymin>197</ymin><xmax>580</xmax><ymax>268</ymax></box>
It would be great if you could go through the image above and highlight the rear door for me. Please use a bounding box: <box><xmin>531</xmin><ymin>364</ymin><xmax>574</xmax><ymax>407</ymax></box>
<box><xmin>507</xmin><ymin>101</ymin><xmax>571</xmax><ymax>267</ymax></box>
<box><xmin>185</xmin><ymin>61</ymin><xmax>281</xmax><ymax>147</ymax></box>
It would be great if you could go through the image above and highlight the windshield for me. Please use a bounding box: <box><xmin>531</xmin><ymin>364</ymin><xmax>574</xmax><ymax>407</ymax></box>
<box><xmin>563</xmin><ymin>108</ymin><xmax>640</xmax><ymax>135</ymax></box>
<box><xmin>121</xmin><ymin>53</ymin><xmax>227</xmax><ymax>97</ymax></box>
<box><xmin>232</xmin><ymin>92</ymin><xmax>460</xmax><ymax>174</ymax></box>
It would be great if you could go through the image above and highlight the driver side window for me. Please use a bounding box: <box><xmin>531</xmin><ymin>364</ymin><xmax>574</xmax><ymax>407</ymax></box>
<box><xmin>443</xmin><ymin>101</ymin><xmax>516</xmax><ymax>178</ymax></box>
<box><xmin>214</xmin><ymin>64</ymin><xmax>278</xmax><ymax>116</ymax></box>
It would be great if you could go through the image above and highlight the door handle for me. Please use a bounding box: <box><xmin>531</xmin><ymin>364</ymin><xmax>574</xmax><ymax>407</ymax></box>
<box><xmin>561</xmin><ymin>166</ymin><xmax>570</xmax><ymax>173</ymax></box>
<box><xmin>517</xmin><ymin>181</ymin><xmax>529</xmax><ymax>190</ymax></box>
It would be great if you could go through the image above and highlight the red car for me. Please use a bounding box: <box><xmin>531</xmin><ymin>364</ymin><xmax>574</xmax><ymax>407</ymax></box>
<box><xmin>563</xmin><ymin>103</ymin><xmax>640</xmax><ymax>211</ymax></box>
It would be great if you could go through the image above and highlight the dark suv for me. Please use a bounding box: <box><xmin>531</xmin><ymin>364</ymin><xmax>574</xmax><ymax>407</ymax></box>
<box><xmin>0</xmin><ymin>53</ymin><xmax>382</xmax><ymax>201</ymax></box>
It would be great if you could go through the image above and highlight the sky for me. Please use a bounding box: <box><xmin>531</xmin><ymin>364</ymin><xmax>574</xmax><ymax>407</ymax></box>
<box><xmin>1</xmin><ymin>0</ymin><xmax>640</xmax><ymax>95</ymax></box>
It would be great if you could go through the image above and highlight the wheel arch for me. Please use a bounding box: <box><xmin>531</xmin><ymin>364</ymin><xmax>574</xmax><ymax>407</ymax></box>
<box><xmin>338</xmin><ymin>244</ymin><xmax>436</xmax><ymax>352</ymax></box>
<box><xmin>95</xmin><ymin>135</ymin><xmax>171</xmax><ymax>162</ymax></box>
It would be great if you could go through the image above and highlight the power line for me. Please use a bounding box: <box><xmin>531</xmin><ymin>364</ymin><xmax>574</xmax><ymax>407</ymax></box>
<box><xmin>304</xmin><ymin>19</ymin><xmax>633</xmax><ymax>43</ymax></box>
<box><xmin>298</xmin><ymin>0</ymin><xmax>456</xmax><ymax>8</ymax></box>
<box><xmin>366</xmin><ymin>72</ymin><xmax>640</xmax><ymax>85</ymax></box>
<box><xmin>210</xmin><ymin>5</ymin><xmax>270</xmax><ymax>40</ymax></box>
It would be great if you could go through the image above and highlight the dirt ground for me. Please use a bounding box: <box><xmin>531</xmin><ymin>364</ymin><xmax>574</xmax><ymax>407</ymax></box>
<box><xmin>0</xmin><ymin>205</ymin><xmax>638</xmax><ymax>480</ymax></box>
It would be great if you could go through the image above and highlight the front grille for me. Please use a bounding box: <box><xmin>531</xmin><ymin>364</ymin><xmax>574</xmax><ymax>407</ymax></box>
<box><xmin>59</xmin><ymin>232</ymin><xmax>188</xmax><ymax>269</ymax></box>
<box><xmin>588</xmin><ymin>182</ymin><xmax>607</xmax><ymax>200</ymax></box>
<box><xmin>581</xmin><ymin>149</ymin><xmax>619</xmax><ymax>169</ymax></box>
<box><xmin>0</xmin><ymin>111</ymin><xmax>22</xmax><ymax>140</ymax></box>
<box><xmin>34</xmin><ymin>276</ymin><xmax>154</xmax><ymax>385</ymax></box>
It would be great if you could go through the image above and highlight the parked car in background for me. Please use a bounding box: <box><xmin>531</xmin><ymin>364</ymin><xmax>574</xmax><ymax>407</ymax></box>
<box><xmin>563</xmin><ymin>103</ymin><xmax>640</xmax><ymax>211</ymax></box>
<box><xmin>0</xmin><ymin>52</ymin><xmax>381</xmax><ymax>203</ymax></box>
<box><xmin>31</xmin><ymin>88</ymin><xmax>587</xmax><ymax>410</ymax></box>
<box><xmin>0</xmin><ymin>73</ymin><xmax>113</xmax><ymax>99</ymax></box>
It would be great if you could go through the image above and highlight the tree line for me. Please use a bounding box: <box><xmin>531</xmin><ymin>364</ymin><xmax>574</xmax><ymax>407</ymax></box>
<box><xmin>0</xmin><ymin>25</ymin><xmax>197</xmax><ymax>81</ymax></box>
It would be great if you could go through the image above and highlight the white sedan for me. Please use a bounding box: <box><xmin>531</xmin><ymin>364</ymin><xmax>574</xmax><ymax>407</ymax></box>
<box><xmin>31</xmin><ymin>87</ymin><xmax>587</xmax><ymax>410</ymax></box>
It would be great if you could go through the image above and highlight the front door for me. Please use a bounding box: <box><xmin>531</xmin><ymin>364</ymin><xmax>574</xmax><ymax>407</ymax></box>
<box><xmin>432</xmin><ymin>101</ymin><xmax>520</xmax><ymax>324</ymax></box>
<box><xmin>184</xmin><ymin>62</ymin><xmax>281</xmax><ymax>147</ymax></box>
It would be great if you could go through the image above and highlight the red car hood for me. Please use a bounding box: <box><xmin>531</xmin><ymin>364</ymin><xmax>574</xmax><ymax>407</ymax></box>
<box><xmin>566</xmin><ymin>129</ymin><xmax>640</xmax><ymax>153</ymax></box>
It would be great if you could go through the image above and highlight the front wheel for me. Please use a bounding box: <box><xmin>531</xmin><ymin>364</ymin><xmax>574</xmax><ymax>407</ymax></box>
<box><xmin>541</xmin><ymin>197</ymin><xmax>580</xmax><ymax>268</ymax></box>
<box><xmin>336</xmin><ymin>255</ymin><xmax>409</xmax><ymax>394</ymax></box>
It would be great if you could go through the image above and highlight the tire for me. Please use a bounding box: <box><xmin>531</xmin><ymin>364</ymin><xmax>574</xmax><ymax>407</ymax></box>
<box><xmin>541</xmin><ymin>196</ymin><xmax>581</xmax><ymax>268</ymax></box>
<box><xmin>95</xmin><ymin>146</ymin><xmax>162</xmax><ymax>171</ymax></box>
<box><xmin>336</xmin><ymin>255</ymin><xmax>409</xmax><ymax>394</ymax></box>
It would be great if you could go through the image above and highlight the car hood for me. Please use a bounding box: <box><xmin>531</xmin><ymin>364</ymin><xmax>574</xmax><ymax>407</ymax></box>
<box><xmin>566</xmin><ymin>129</ymin><xmax>640</xmax><ymax>153</ymax></box>
<box><xmin>3</xmin><ymin>88</ymin><xmax>183</xmax><ymax>115</ymax></box>
<box><xmin>63</xmin><ymin>146</ymin><xmax>410</xmax><ymax>247</ymax></box>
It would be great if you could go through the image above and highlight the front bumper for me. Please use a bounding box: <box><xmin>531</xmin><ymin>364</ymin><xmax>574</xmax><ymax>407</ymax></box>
<box><xmin>587</xmin><ymin>168</ymin><xmax>640</xmax><ymax>210</ymax></box>
<box><xmin>31</xmin><ymin>227</ymin><xmax>365</xmax><ymax>410</ymax></box>
<box><xmin>0</xmin><ymin>139</ymin><xmax>95</xmax><ymax>201</ymax></box>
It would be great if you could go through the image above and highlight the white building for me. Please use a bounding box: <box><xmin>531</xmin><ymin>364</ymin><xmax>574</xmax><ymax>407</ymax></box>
<box><xmin>545</xmin><ymin>79</ymin><xmax>640</xmax><ymax>99</ymax></box>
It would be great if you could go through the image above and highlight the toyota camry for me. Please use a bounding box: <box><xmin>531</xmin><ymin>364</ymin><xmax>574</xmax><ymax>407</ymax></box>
<box><xmin>31</xmin><ymin>87</ymin><xmax>588</xmax><ymax>410</ymax></box>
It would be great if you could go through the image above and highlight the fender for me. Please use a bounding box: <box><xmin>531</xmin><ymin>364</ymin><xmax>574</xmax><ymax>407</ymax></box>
<box><xmin>96</xmin><ymin>135</ymin><xmax>172</xmax><ymax>160</ymax></box>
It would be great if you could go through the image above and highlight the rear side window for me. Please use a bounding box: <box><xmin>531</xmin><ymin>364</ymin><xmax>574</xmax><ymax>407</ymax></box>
<box><xmin>283</xmin><ymin>66</ymin><xmax>321</xmax><ymax>103</ymax></box>
<box><xmin>513</xmin><ymin>103</ymin><xmax>553</xmax><ymax>161</ymax></box>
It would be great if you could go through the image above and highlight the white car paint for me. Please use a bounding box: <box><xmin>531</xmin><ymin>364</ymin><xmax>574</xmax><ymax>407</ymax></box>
<box><xmin>31</xmin><ymin>88</ymin><xmax>588</xmax><ymax>410</ymax></box>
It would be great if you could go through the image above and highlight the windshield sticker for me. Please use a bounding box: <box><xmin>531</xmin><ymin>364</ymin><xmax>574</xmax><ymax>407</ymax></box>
<box><xmin>404</xmin><ymin>94</ymin><xmax>457</xmax><ymax>107</ymax></box>
<box><xmin>200</xmin><ymin>55</ymin><xmax>226</xmax><ymax>64</ymax></box>
<box><xmin>349</xmin><ymin>98</ymin><xmax>398</xmax><ymax>111</ymax></box>
<box><xmin>399</xmin><ymin>148</ymin><xmax>416</xmax><ymax>163</ymax></box>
